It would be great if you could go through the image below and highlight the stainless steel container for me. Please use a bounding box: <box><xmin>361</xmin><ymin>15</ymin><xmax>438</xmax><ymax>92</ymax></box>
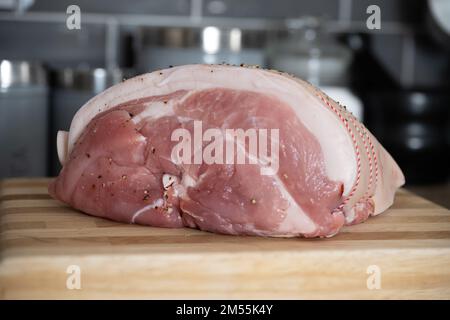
<box><xmin>50</xmin><ymin>68</ymin><xmax>128</xmax><ymax>175</ymax></box>
<box><xmin>266</xmin><ymin>17</ymin><xmax>363</xmax><ymax>120</ymax></box>
<box><xmin>0</xmin><ymin>60</ymin><xmax>48</xmax><ymax>178</ymax></box>
<box><xmin>138</xmin><ymin>27</ymin><xmax>266</xmax><ymax>72</ymax></box>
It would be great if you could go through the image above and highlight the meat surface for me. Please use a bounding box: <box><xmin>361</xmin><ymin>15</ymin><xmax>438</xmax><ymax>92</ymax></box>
<box><xmin>49</xmin><ymin>64</ymin><xmax>405</xmax><ymax>237</ymax></box>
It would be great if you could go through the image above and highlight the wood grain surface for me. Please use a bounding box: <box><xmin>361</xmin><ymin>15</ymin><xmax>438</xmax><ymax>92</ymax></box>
<box><xmin>1</xmin><ymin>178</ymin><xmax>449</xmax><ymax>299</ymax></box>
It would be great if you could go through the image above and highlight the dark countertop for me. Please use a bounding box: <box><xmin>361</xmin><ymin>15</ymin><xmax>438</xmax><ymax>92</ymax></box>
<box><xmin>406</xmin><ymin>184</ymin><xmax>450</xmax><ymax>209</ymax></box>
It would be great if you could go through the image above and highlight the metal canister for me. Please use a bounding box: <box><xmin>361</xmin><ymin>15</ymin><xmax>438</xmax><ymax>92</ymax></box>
<box><xmin>0</xmin><ymin>60</ymin><xmax>48</xmax><ymax>178</ymax></box>
<box><xmin>138</xmin><ymin>27</ymin><xmax>266</xmax><ymax>72</ymax></box>
<box><xmin>50</xmin><ymin>68</ymin><xmax>127</xmax><ymax>176</ymax></box>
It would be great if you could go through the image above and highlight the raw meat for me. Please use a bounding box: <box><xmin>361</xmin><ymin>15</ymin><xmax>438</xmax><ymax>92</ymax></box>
<box><xmin>49</xmin><ymin>64</ymin><xmax>405</xmax><ymax>237</ymax></box>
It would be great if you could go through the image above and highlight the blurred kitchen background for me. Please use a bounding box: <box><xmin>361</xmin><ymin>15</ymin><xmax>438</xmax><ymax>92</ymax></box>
<box><xmin>0</xmin><ymin>0</ymin><xmax>449</xmax><ymax>206</ymax></box>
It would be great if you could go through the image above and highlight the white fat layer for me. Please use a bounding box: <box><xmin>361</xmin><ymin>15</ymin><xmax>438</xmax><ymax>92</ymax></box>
<box><xmin>131</xmin><ymin>101</ymin><xmax>175</xmax><ymax>124</ymax></box>
<box><xmin>131</xmin><ymin>198</ymin><xmax>164</xmax><ymax>223</ymax></box>
<box><xmin>65</xmin><ymin>65</ymin><xmax>357</xmax><ymax>196</ymax></box>
<box><xmin>57</xmin><ymin>130</ymin><xmax>69</xmax><ymax>165</ymax></box>
<box><xmin>181</xmin><ymin>173</ymin><xmax>196</xmax><ymax>188</ymax></box>
<box><xmin>345</xmin><ymin>208</ymin><xmax>356</xmax><ymax>224</ymax></box>
<box><xmin>162</xmin><ymin>173</ymin><xmax>177</xmax><ymax>190</ymax></box>
<box><xmin>369</xmin><ymin>131</ymin><xmax>405</xmax><ymax>215</ymax></box>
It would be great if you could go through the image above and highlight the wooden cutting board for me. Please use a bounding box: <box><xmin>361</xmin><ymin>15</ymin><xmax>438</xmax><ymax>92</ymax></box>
<box><xmin>1</xmin><ymin>178</ymin><xmax>449</xmax><ymax>299</ymax></box>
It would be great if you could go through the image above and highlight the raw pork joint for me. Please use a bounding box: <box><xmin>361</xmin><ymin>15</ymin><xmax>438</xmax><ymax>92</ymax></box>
<box><xmin>49</xmin><ymin>64</ymin><xmax>405</xmax><ymax>238</ymax></box>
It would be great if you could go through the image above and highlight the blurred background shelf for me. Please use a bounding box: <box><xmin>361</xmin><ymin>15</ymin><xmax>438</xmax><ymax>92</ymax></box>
<box><xmin>0</xmin><ymin>0</ymin><xmax>449</xmax><ymax>187</ymax></box>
